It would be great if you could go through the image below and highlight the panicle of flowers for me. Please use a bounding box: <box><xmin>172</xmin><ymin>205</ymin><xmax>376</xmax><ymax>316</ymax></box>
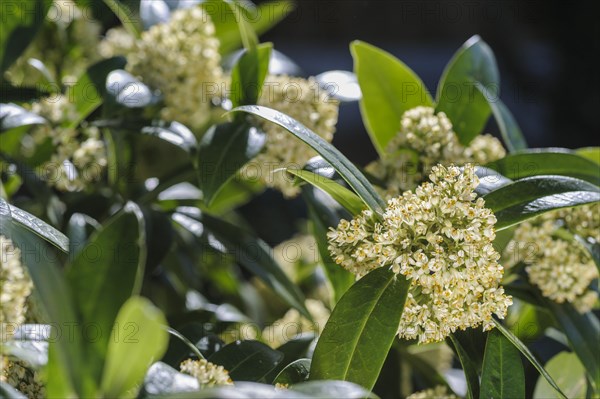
<box><xmin>504</xmin><ymin>208</ymin><xmax>599</xmax><ymax>313</ymax></box>
<box><xmin>407</xmin><ymin>385</ymin><xmax>458</xmax><ymax>399</ymax></box>
<box><xmin>366</xmin><ymin>106</ymin><xmax>505</xmax><ymax>198</ymax></box>
<box><xmin>98</xmin><ymin>27</ymin><xmax>136</xmax><ymax>59</ymax></box>
<box><xmin>127</xmin><ymin>7</ymin><xmax>223</xmax><ymax>130</ymax></box>
<box><xmin>23</xmin><ymin>97</ymin><xmax>107</xmax><ymax>192</ymax></box>
<box><xmin>243</xmin><ymin>75</ymin><xmax>339</xmax><ymax>197</ymax></box>
<box><xmin>261</xmin><ymin>299</ymin><xmax>330</xmax><ymax>348</ymax></box>
<box><xmin>328</xmin><ymin>164</ymin><xmax>512</xmax><ymax>344</ymax></box>
<box><xmin>180</xmin><ymin>359</ymin><xmax>233</xmax><ymax>388</ymax></box>
<box><xmin>554</xmin><ymin>203</ymin><xmax>600</xmax><ymax>243</ymax></box>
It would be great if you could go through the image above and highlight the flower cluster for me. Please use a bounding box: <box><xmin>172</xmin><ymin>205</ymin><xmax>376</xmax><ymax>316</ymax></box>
<box><xmin>504</xmin><ymin>208</ymin><xmax>599</xmax><ymax>313</ymax></box>
<box><xmin>244</xmin><ymin>75</ymin><xmax>339</xmax><ymax>197</ymax></box>
<box><xmin>407</xmin><ymin>385</ymin><xmax>458</xmax><ymax>399</ymax></box>
<box><xmin>262</xmin><ymin>299</ymin><xmax>330</xmax><ymax>348</ymax></box>
<box><xmin>180</xmin><ymin>359</ymin><xmax>233</xmax><ymax>388</ymax></box>
<box><xmin>1</xmin><ymin>360</ymin><xmax>45</xmax><ymax>399</ymax></box>
<box><xmin>366</xmin><ymin>106</ymin><xmax>505</xmax><ymax>198</ymax></box>
<box><xmin>328</xmin><ymin>164</ymin><xmax>512</xmax><ymax>343</ymax></box>
<box><xmin>24</xmin><ymin>97</ymin><xmax>107</xmax><ymax>192</ymax></box>
<box><xmin>127</xmin><ymin>7</ymin><xmax>223</xmax><ymax>130</ymax></box>
<box><xmin>1</xmin><ymin>236</ymin><xmax>33</xmax><ymax>341</ymax></box>
<box><xmin>554</xmin><ymin>203</ymin><xmax>600</xmax><ymax>243</ymax></box>
<box><xmin>98</xmin><ymin>27</ymin><xmax>136</xmax><ymax>59</ymax></box>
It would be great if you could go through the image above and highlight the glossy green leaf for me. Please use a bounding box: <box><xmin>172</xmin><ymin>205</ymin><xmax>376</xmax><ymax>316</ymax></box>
<box><xmin>148</xmin><ymin>382</ymin><xmax>306</xmax><ymax>399</ymax></box>
<box><xmin>230</xmin><ymin>43</ymin><xmax>272</xmax><ymax>108</ymax></box>
<box><xmin>172</xmin><ymin>209</ymin><xmax>310</xmax><ymax>319</ymax></box>
<box><xmin>208</xmin><ymin>340</ymin><xmax>284</xmax><ymax>382</ymax></box>
<box><xmin>106</xmin><ymin>69</ymin><xmax>156</xmax><ymax>109</ymax></box>
<box><xmin>100</xmin><ymin>297</ymin><xmax>169</xmax><ymax>399</ymax></box>
<box><xmin>492</xmin><ymin>319</ymin><xmax>567</xmax><ymax>398</ymax></box>
<box><xmin>102</xmin><ymin>0</ymin><xmax>141</xmax><ymax>38</ymax></box>
<box><xmin>67</xmin><ymin>57</ymin><xmax>127</xmax><ymax>127</ymax></box>
<box><xmin>436</xmin><ymin>35</ymin><xmax>499</xmax><ymax>145</ymax></box>
<box><xmin>66</xmin><ymin>213</ymin><xmax>99</xmax><ymax>258</ymax></box>
<box><xmin>139</xmin><ymin>362</ymin><xmax>200</xmax><ymax>396</ymax></box>
<box><xmin>0</xmin><ymin>0</ymin><xmax>52</xmax><ymax>74</ymax></box>
<box><xmin>542</xmin><ymin>300</ymin><xmax>600</xmax><ymax>391</ymax></box>
<box><xmin>140</xmin><ymin>121</ymin><xmax>197</xmax><ymax>154</ymax></box>
<box><xmin>197</xmin><ymin>121</ymin><xmax>266</xmax><ymax>205</ymax></box>
<box><xmin>66</xmin><ymin>202</ymin><xmax>146</xmax><ymax>383</ymax></box>
<box><xmin>482</xmin><ymin>176</ymin><xmax>600</xmax><ymax>230</ymax></box>
<box><xmin>266</xmin><ymin>334</ymin><xmax>316</xmax><ymax>383</ymax></box>
<box><xmin>533</xmin><ymin>352</ymin><xmax>587</xmax><ymax>399</ymax></box>
<box><xmin>231</xmin><ymin>105</ymin><xmax>386</xmax><ymax>214</ymax></box>
<box><xmin>399</xmin><ymin>347</ymin><xmax>453</xmax><ymax>392</ymax></box>
<box><xmin>310</xmin><ymin>268</ymin><xmax>410</xmax><ymax>390</ymax></box>
<box><xmin>486</xmin><ymin>149</ymin><xmax>600</xmax><ymax>185</ymax></box>
<box><xmin>292</xmin><ymin>380</ymin><xmax>378</xmax><ymax>399</ymax></box>
<box><xmin>351</xmin><ymin>40</ymin><xmax>433</xmax><ymax>154</ymax></box>
<box><xmin>480</xmin><ymin>329</ymin><xmax>525</xmax><ymax>399</ymax></box>
<box><xmin>288</xmin><ymin>169</ymin><xmax>365</xmax><ymax>215</ymax></box>
<box><xmin>576</xmin><ymin>147</ymin><xmax>600</xmax><ymax>165</ymax></box>
<box><xmin>448</xmin><ymin>334</ymin><xmax>481</xmax><ymax>399</ymax></box>
<box><xmin>0</xmin><ymin>103</ymin><xmax>46</xmax><ymax>132</ymax></box>
<box><xmin>274</xmin><ymin>358</ymin><xmax>311</xmax><ymax>385</ymax></box>
<box><xmin>0</xmin><ymin>199</ymin><xmax>68</xmax><ymax>252</ymax></box>
<box><xmin>0</xmin><ymin>382</ymin><xmax>27</xmax><ymax>399</ymax></box>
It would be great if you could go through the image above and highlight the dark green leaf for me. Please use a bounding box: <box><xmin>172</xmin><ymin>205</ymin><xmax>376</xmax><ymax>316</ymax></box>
<box><xmin>208</xmin><ymin>340</ymin><xmax>284</xmax><ymax>382</ymax></box>
<box><xmin>140</xmin><ymin>362</ymin><xmax>200</xmax><ymax>396</ymax></box>
<box><xmin>480</xmin><ymin>329</ymin><xmax>525</xmax><ymax>399</ymax></box>
<box><xmin>147</xmin><ymin>382</ymin><xmax>307</xmax><ymax>399</ymax></box>
<box><xmin>436</xmin><ymin>35</ymin><xmax>499</xmax><ymax>145</ymax></box>
<box><xmin>0</xmin><ymin>199</ymin><xmax>68</xmax><ymax>252</ymax></box>
<box><xmin>291</xmin><ymin>380</ymin><xmax>378</xmax><ymax>399</ymax></box>
<box><xmin>351</xmin><ymin>40</ymin><xmax>433</xmax><ymax>154</ymax></box>
<box><xmin>100</xmin><ymin>297</ymin><xmax>169</xmax><ymax>398</ymax></box>
<box><xmin>0</xmin><ymin>82</ymin><xmax>52</xmax><ymax>102</ymax></box>
<box><xmin>265</xmin><ymin>334</ymin><xmax>316</xmax><ymax>383</ymax></box>
<box><xmin>0</xmin><ymin>382</ymin><xmax>27</xmax><ymax>399</ymax></box>
<box><xmin>66</xmin><ymin>213</ymin><xmax>99</xmax><ymax>258</ymax></box>
<box><xmin>448</xmin><ymin>334</ymin><xmax>481</xmax><ymax>399</ymax></box>
<box><xmin>486</xmin><ymin>149</ymin><xmax>600</xmax><ymax>185</ymax></box>
<box><xmin>398</xmin><ymin>347</ymin><xmax>453</xmax><ymax>393</ymax></box>
<box><xmin>0</xmin><ymin>0</ymin><xmax>52</xmax><ymax>74</ymax></box>
<box><xmin>315</xmin><ymin>70</ymin><xmax>362</xmax><ymax>102</ymax></box>
<box><xmin>230</xmin><ymin>43</ymin><xmax>272</xmax><ymax>108</ymax></box>
<box><xmin>103</xmin><ymin>0</ymin><xmax>141</xmax><ymax>38</ymax></box>
<box><xmin>231</xmin><ymin>105</ymin><xmax>386</xmax><ymax>214</ymax></box>
<box><xmin>198</xmin><ymin>121</ymin><xmax>266</xmax><ymax>205</ymax></box>
<box><xmin>106</xmin><ymin>69</ymin><xmax>157</xmax><ymax>108</ymax></box>
<box><xmin>139</xmin><ymin>0</ymin><xmax>171</xmax><ymax>29</ymax></box>
<box><xmin>172</xmin><ymin>209</ymin><xmax>310</xmax><ymax>319</ymax></box>
<box><xmin>310</xmin><ymin>268</ymin><xmax>410</xmax><ymax>390</ymax></box>
<box><xmin>474</xmin><ymin>166</ymin><xmax>513</xmax><ymax>196</ymax></box>
<box><xmin>1</xmin><ymin>103</ymin><xmax>46</xmax><ymax>132</ymax></box>
<box><xmin>66</xmin><ymin>202</ymin><xmax>146</xmax><ymax>383</ymax></box>
<box><xmin>492</xmin><ymin>319</ymin><xmax>567</xmax><ymax>398</ymax></box>
<box><xmin>274</xmin><ymin>359</ymin><xmax>311</xmax><ymax>385</ymax></box>
<box><xmin>476</xmin><ymin>84</ymin><xmax>527</xmax><ymax>153</ymax></box>
<box><xmin>141</xmin><ymin>121</ymin><xmax>197</xmax><ymax>154</ymax></box>
<box><xmin>288</xmin><ymin>169</ymin><xmax>365</xmax><ymax>215</ymax></box>
<box><xmin>482</xmin><ymin>176</ymin><xmax>600</xmax><ymax>230</ymax></box>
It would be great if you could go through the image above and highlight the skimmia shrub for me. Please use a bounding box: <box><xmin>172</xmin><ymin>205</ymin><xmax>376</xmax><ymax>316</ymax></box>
<box><xmin>0</xmin><ymin>1</ymin><xmax>598</xmax><ymax>399</ymax></box>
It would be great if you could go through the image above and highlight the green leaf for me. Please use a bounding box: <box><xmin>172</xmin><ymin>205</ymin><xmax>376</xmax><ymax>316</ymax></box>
<box><xmin>1</xmin><ymin>103</ymin><xmax>46</xmax><ymax>132</ymax></box>
<box><xmin>67</xmin><ymin>57</ymin><xmax>127</xmax><ymax>127</ymax></box>
<box><xmin>139</xmin><ymin>362</ymin><xmax>200</xmax><ymax>396</ymax></box>
<box><xmin>399</xmin><ymin>346</ymin><xmax>453</xmax><ymax>392</ymax></box>
<box><xmin>477</xmin><ymin>85</ymin><xmax>527</xmax><ymax>152</ymax></box>
<box><xmin>66</xmin><ymin>202</ymin><xmax>146</xmax><ymax>383</ymax></box>
<box><xmin>274</xmin><ymin>359</ymin><xmax>311</xmax><ymax>385</ymax></box>
<box><xmin>66</xmin><ymin>213</ymin><xmax>99</xmax><ymax>258</ymax></box>
<box><xmin>197</xmin><ymin>121</ymin><xmax>266</xmax><ymax>205</ymax></box>
<box><xmin>310</xmin><ymin>268</ymin><xmax>410</xmax><ymax>390</ymax></box>
<box><xmin>208</xmin><ymin>340</ymin><xmax>284</xmax><ymax>382</ymax></box>
<box><xmin>230</xmin><ymin>42</ymin><xmax>272</xmax><ymax>108</ymax></box>
<box><xmin>0</xmin><ymin>199</ymin><xmax>68</xmax><ymax>252</ymax></box>
<box><xmin>140</xmin><ymin>121</ymin><xmax>197</xmax><ymax>154</ymax></box>
<box><xmin>100</xmin><ymin>297</ymin><xmax>169</xmax><ymax>399</ymax></box>
<box><xmin>0</xmin><ymin>382</ymin><xmax>27</xmax><ymax>399</ymax></box>
<box><xmin>351</xmin><ymin>40</ymin><xmax>433</xmax><ymax>155</ymax></box>
<box><xmin>448</xmin><ymin>334</ymin><xmax>481</xmax><ymax>399</ymax></box>
<box><xmin>106</xmin><ymin>69</ymin><xmax>157</xmax><ymax>109</ymax></box>
<box><xmin>436</xmin><ymin>35</ymin><xmax>499</xmax><ymax>145</ymax></box>
<box><xmin>231</xmin><ymin>105</ymin><xmax>386</xmax><ymax>214</ymax></box>
<box><xmin>480</xmin><ymin>329</ymin><xmax>525</xmax><ymax>399</ymax></box>
<box><xmin>533</xmin><ymin>352</ymin><xmax>587</xmax><ymax>399</ymax></box>
<box><xmin>292</xmin><ymin>380</ymin><xmax>378</xmax><ymax>399</ymax></box>
<box><xmin>266</xmin><ymin>334</ymin><xmax>316</xmax><ymax>383</ymax></box>
<box><xmin>576</xmin><ymin>147</ymin><xmax>600</xmax><ymax>165</ymax></box>
<box><xmin>288</xmin><ymin>169</ymin><xmax>365</xmax><ymax>216</ymax></box>
<box><xmin>0</xmin><ymin>0</ymin><xmax>52</xmax><ymax>74</ymax></box>
<box><xmin>482</xmin><ymin>176</ymin><xmax>600</xmax><ymax>230</ymax></box>
<box><xmin>486</xmin><ymin>149</ymin><xmax>600</xmax><ymax>185</ymax></box>
<box><xmin>492</xmin><ymin>319</ymin><xmax>567</xmax><ymax>399</ymax></box>
<box><xmin>542</xmin><ymin>300</ymin><xmax>600</xmax><ymax>391</ymax></box>
<box><xmin>102</xmin><ymin>0</ymin><xmax>141</xmax><ymax>38</ymax></box>
<box><xmin>172</xmin><ymin>209</ymin><xmax>310</xmax><ymax>319</ymax></box>
<box><xmin>147</xmin><ymin>382</ymin><xmax>304</xmax><ymax>399</ymax></box>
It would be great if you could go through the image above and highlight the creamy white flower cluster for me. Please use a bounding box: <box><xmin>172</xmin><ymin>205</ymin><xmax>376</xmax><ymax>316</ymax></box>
<box><xmin>244</xmin><ymin>75</ymin><xmax>339</xmax><ymax>197</ymax></box>
<box><xmin>127</xmin><ymin>7</ymin><xmax>223</xmax><ymax>130</ymax></box>
<box><xmin>504</xmin><ymin>207</ymin><xmax>599</xmax><ymax>313</ymax></box>
<box><xmin>1</xmin><ymin>236</ymin><xmax>32</xmax><ymax>340</ymax></box>
<box><xmin>328</xmin><ymin>164</ymin><xmax>512</xmax><ymax>344</ymax></box>
<box><xmin>25</xmin><ymin>97</ymin><xmax>107</xmax><ymax>192</ymax></box>
<box><xmin>555</xmin><ymin>203</ymin><xmax>600</xmax><ymax>243</ymax></box>
<box><xmin>98</xmin><ymin>27</ymin><xmax>136</xmax><ymax>59</ymax></box>
<box><xmin>407</xmin><ymin>385</ymin><xmax>458</xmax><ymax>399</ymax></box>
<box><xmin>180</xmin><ymin>359</ymin><xmax>233</xmax><ymax>388</ymax></box>
<box><xmin>262</xmin><ymin>299</ymin><xmax>330</xmax><ymax>348</ymax></box>
<box><xmin>366</xmin><ymin>106</ymin><xmax>505</xmax><ymax>198</ymax></box>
